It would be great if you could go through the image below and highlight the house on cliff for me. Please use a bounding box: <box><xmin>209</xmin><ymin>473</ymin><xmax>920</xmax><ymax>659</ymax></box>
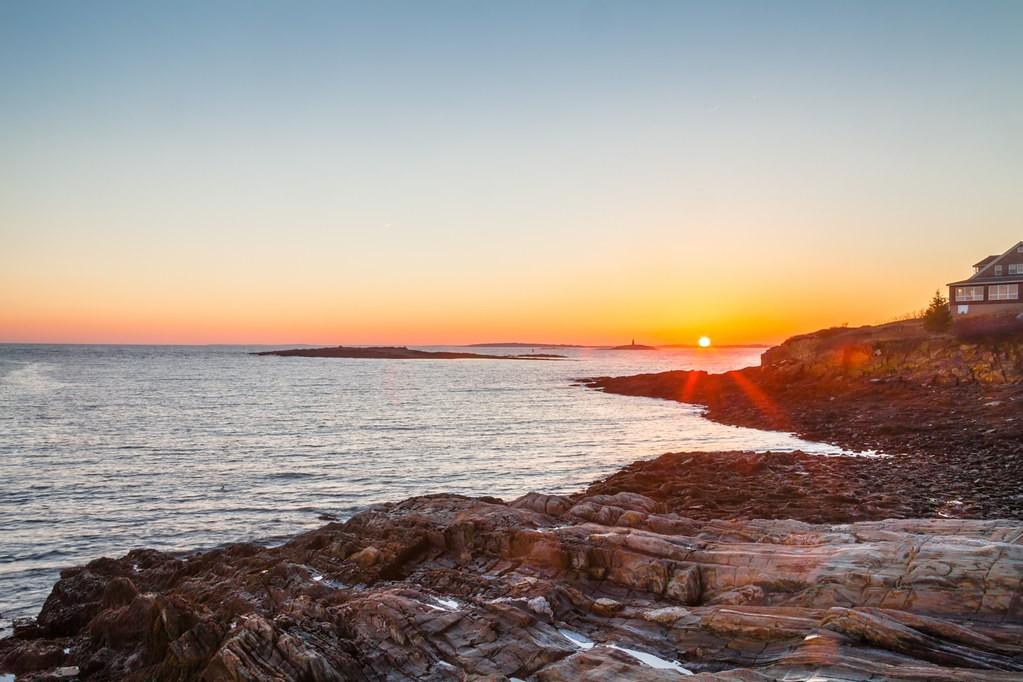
<box><xmin>947</xmin><ymin>240</ymin><xmax>1023</xmax><ymax>319</ymax></box>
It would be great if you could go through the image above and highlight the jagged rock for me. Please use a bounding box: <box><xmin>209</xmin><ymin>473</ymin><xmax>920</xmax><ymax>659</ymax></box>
<box><xmin>12</xmin><ymin>618</ymin><xmax>39</xmax><ymax>638</ymax></box>
<box><xmin>200</xmin><ymin>613</ymin><xmax>346</xmax><ymax>681</ymax></box>
<box><xmin>528</xmin><ymin>596</ymin><xmax>554</xmax><ymax>619</ymax></box>
<box><xmin>642</xmin><ymin>607</ymin><xmax>690</xmax><ymax>625</ymax></box>
<box><xmin>512</xmin><ymin>493</ymin><xmax>574</xmax><ymax>518</ymax></box>
<box><xmin>349</xmin><ymin>546</ymin><xmax>382</xmax><ymax>568</ymax></box>
<box><xmin>100</xmin><ymin>577</ymin><xmax>138</xmax><ymax>609</ymax></box>
<box><xmin>707</xmin><ymin>585</ymin><xmax>764</xmax><ymax>606</ymax></box>
<box><xmin>591</xmin><ymin>598</ymin><xmax>623</xmax><ymax>616</ymax></box>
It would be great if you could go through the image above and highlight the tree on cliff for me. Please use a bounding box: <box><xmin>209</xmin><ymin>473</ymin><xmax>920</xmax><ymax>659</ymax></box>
<box><xmin>922</xmin><ymin>290</ymin><xmax>952</xmax><ymax>332</ymax></box>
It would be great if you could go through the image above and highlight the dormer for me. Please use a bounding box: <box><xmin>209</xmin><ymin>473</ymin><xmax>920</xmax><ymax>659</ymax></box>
<box><xmin>973</xmin><ymin>255</ymin><xmax>998</xmax><ymax>275</ymax></box>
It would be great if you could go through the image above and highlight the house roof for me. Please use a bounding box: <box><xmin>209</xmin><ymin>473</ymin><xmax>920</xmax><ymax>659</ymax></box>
<box><xmin>973</xmin><ymin>255</ymin><xmax>999</xmax><ymax>268</ymax></box>
<box><xmin>948</xmin><ymin>277</ymin><xmax>1023</xmax><ymax>286</ymax></box>
<box><xmin>967</xmin><ymin>241</ymin><xmax>1023</xmax><ymax>280</ymax></box>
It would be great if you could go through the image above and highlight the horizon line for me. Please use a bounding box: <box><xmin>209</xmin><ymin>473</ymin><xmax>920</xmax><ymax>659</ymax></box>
<box><xmin>0</xmin><ymin>339</ymin><xmax>774</xmax><ymax>349</ymax></box>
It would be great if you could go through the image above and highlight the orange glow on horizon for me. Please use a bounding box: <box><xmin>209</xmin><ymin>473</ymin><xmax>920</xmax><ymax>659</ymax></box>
<box><xmin>0</xmin><ymin>295</ymin><xmax>943</xmax><ymax>347</ymax></box>
<box><xmin>0</xmin><ymin>231</ymin><xmax>1007</xmax><ymax>347</ymax></box>
<box><xmin>0</xmin><ymin>258</ymin><xmax>955</xmax><ymax>346</ymax></box>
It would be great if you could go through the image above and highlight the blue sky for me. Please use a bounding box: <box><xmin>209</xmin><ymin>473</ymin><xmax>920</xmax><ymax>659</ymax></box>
<box><xmin>2</xmin><ymin>1</ymin><xmax>1021</xmax><ymax>343</ymax></box>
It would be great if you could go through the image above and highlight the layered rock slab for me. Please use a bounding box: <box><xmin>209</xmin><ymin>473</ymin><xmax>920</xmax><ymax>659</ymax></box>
<box><xmin>3</xmin><ymin>491</ymin><xmax>1022</xmax><ymax>680</ymax></box>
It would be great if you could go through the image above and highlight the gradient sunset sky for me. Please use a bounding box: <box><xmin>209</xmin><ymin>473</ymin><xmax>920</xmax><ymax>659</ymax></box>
<box><xmin>2</xmin><ymin>1</ymin><xmax>1021</xmax><ymax>345</ymax></box>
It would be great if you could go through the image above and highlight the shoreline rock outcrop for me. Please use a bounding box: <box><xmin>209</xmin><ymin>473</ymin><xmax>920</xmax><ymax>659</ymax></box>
<box><xmin>3</xmin><ymin>487</ymin><xmax>1023</xmax><ymax>680</ymax></box>
<box><xmin>759</xmin><ymin>320</ymin><xmax>1023</xmax><ymax>386</ymax></box>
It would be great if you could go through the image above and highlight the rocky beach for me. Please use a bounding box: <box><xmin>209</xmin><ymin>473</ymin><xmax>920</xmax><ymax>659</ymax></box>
<box><xmin>3</xmin><ymin>322</ymin><xmax>1022</xmax><ymax>680</ymax></box>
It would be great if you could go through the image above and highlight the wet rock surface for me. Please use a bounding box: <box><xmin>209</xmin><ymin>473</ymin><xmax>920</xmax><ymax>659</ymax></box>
<box><xmin>3</xmin><ymin>491</ymin><xmax>1023</xmax><ymax>680</ymax></box>
<box><xmin>585</xmin><ymin>450</ymin><xmax>922</xmax><ymax>523</ymax></box>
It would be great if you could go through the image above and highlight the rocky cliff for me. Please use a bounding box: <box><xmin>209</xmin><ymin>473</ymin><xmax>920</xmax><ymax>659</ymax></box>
<box><xmin>760</xmin><ymin>320</ymin><xmax>1023</xmax><ymax>385</ymax></box>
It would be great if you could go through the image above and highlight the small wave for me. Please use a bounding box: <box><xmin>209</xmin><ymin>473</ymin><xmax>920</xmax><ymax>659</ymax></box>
<box><xmin>264</xmin><ymin>472</ymin><xmax>320</xmax><ymax>480</ymax></box>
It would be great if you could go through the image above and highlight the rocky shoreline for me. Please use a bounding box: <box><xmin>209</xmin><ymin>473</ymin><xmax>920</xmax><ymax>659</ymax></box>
<box><xmin>3</xmin><ymin>322</ymin><xmax>1023</xmax><ymax>680</ymax></box>
<box><xmin>585</xmin><ymin>322</ymin><xmax>1023</xmax><ymax>520</ymax></box>
<box><xmin>2</xmin><ymin>480</ymin><xmax>1022</xmax><ymax>680</ymax></box>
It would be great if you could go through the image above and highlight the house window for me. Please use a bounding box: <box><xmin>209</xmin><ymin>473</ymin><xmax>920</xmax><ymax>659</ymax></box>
<box><xmin>988</xmin><ymin>284</ymin><xmax>1020</xmax><ymax>301</ymax></box>
<box><xmin>956</xmin><ymin>286</ymin><xmax>985</xmax><ymax>302</ymax></box>
<box><xmin>995</xmin><ymin>265</ymin><xmax>1003</xmax><ymax>275</ymax></box>
<box><xmin>1009</xmin><ymin>264</ymin><xmax>1023</xmax><ymax>275</ymax></box>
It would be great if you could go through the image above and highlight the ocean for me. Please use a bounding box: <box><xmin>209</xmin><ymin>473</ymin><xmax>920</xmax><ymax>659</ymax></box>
<box><xmin>0</xmin><ymin>344</ymin><xmax>857</xmax><ymax>629</ymax></box>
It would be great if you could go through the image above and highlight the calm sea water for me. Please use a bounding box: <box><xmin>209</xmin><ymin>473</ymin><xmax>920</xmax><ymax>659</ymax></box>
<box><xmin>0</xmin><ymin>344</ymin><xmax>856</xmax><ymax>628</ymax></box>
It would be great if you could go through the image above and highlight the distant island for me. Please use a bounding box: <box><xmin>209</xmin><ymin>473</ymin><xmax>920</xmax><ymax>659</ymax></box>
<box><xmin>605</xmin><ymin>343</ymin><xmax>658</xmax><ymax>351</ymax></box>
<box><xmin>466</xmin><ymin>342</ymin><xmax>589</xmax><ymax>348</ymax></box>
<box><xmin>601</xmin><ymin>339</ymin><xmax>658</xmax><ymax>351</ymax></box>
<box><xmin>253</xmin><ymin>346</ymin><xmax>564</xmax><ymax>360</ymax></box>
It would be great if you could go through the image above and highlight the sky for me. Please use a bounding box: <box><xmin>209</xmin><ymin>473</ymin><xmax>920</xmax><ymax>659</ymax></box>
<box><xmin>1</xmin><ymin>1</ymin><xmax>1021</xmax><ymax>345</ymax></box>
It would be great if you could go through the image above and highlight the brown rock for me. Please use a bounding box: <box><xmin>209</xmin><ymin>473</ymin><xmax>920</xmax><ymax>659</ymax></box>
<box><xmin>4</xmin><ymin>488</ymin><xmax>1023</xmax><ymax>680</ymax></box>
<box><xmin>591</xmin><ymin>598</ymin><xmax>623</xmax><ymax>616</ymax></box>
<box><xmin>349</xmin><ymin>545</ymin><xmax>382</xmax><ymax>569</ymax></box>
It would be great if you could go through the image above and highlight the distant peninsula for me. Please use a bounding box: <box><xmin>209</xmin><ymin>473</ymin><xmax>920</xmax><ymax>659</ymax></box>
<box><xmin>252</xmin><ymin>346</ymin><xmax>564</xmax><ymax>360</ymax></box>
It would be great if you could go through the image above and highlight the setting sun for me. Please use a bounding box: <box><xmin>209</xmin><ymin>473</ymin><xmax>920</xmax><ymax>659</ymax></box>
<box><xmin>698</xmin><ymin>336</ymin><xmax>712</xmax><ymax>348</ymax></box>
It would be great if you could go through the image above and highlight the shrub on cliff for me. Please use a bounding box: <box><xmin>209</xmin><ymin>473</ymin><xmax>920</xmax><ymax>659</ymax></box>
<box><xmin>922</xmin><ymin>290</ymin><xmax>951</xmax><ymax>332</ymax></box>
<box><xmin>953</xmin><ymin>312</ymin><xmax>1023</xmax><ymax>340</ymax></box>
